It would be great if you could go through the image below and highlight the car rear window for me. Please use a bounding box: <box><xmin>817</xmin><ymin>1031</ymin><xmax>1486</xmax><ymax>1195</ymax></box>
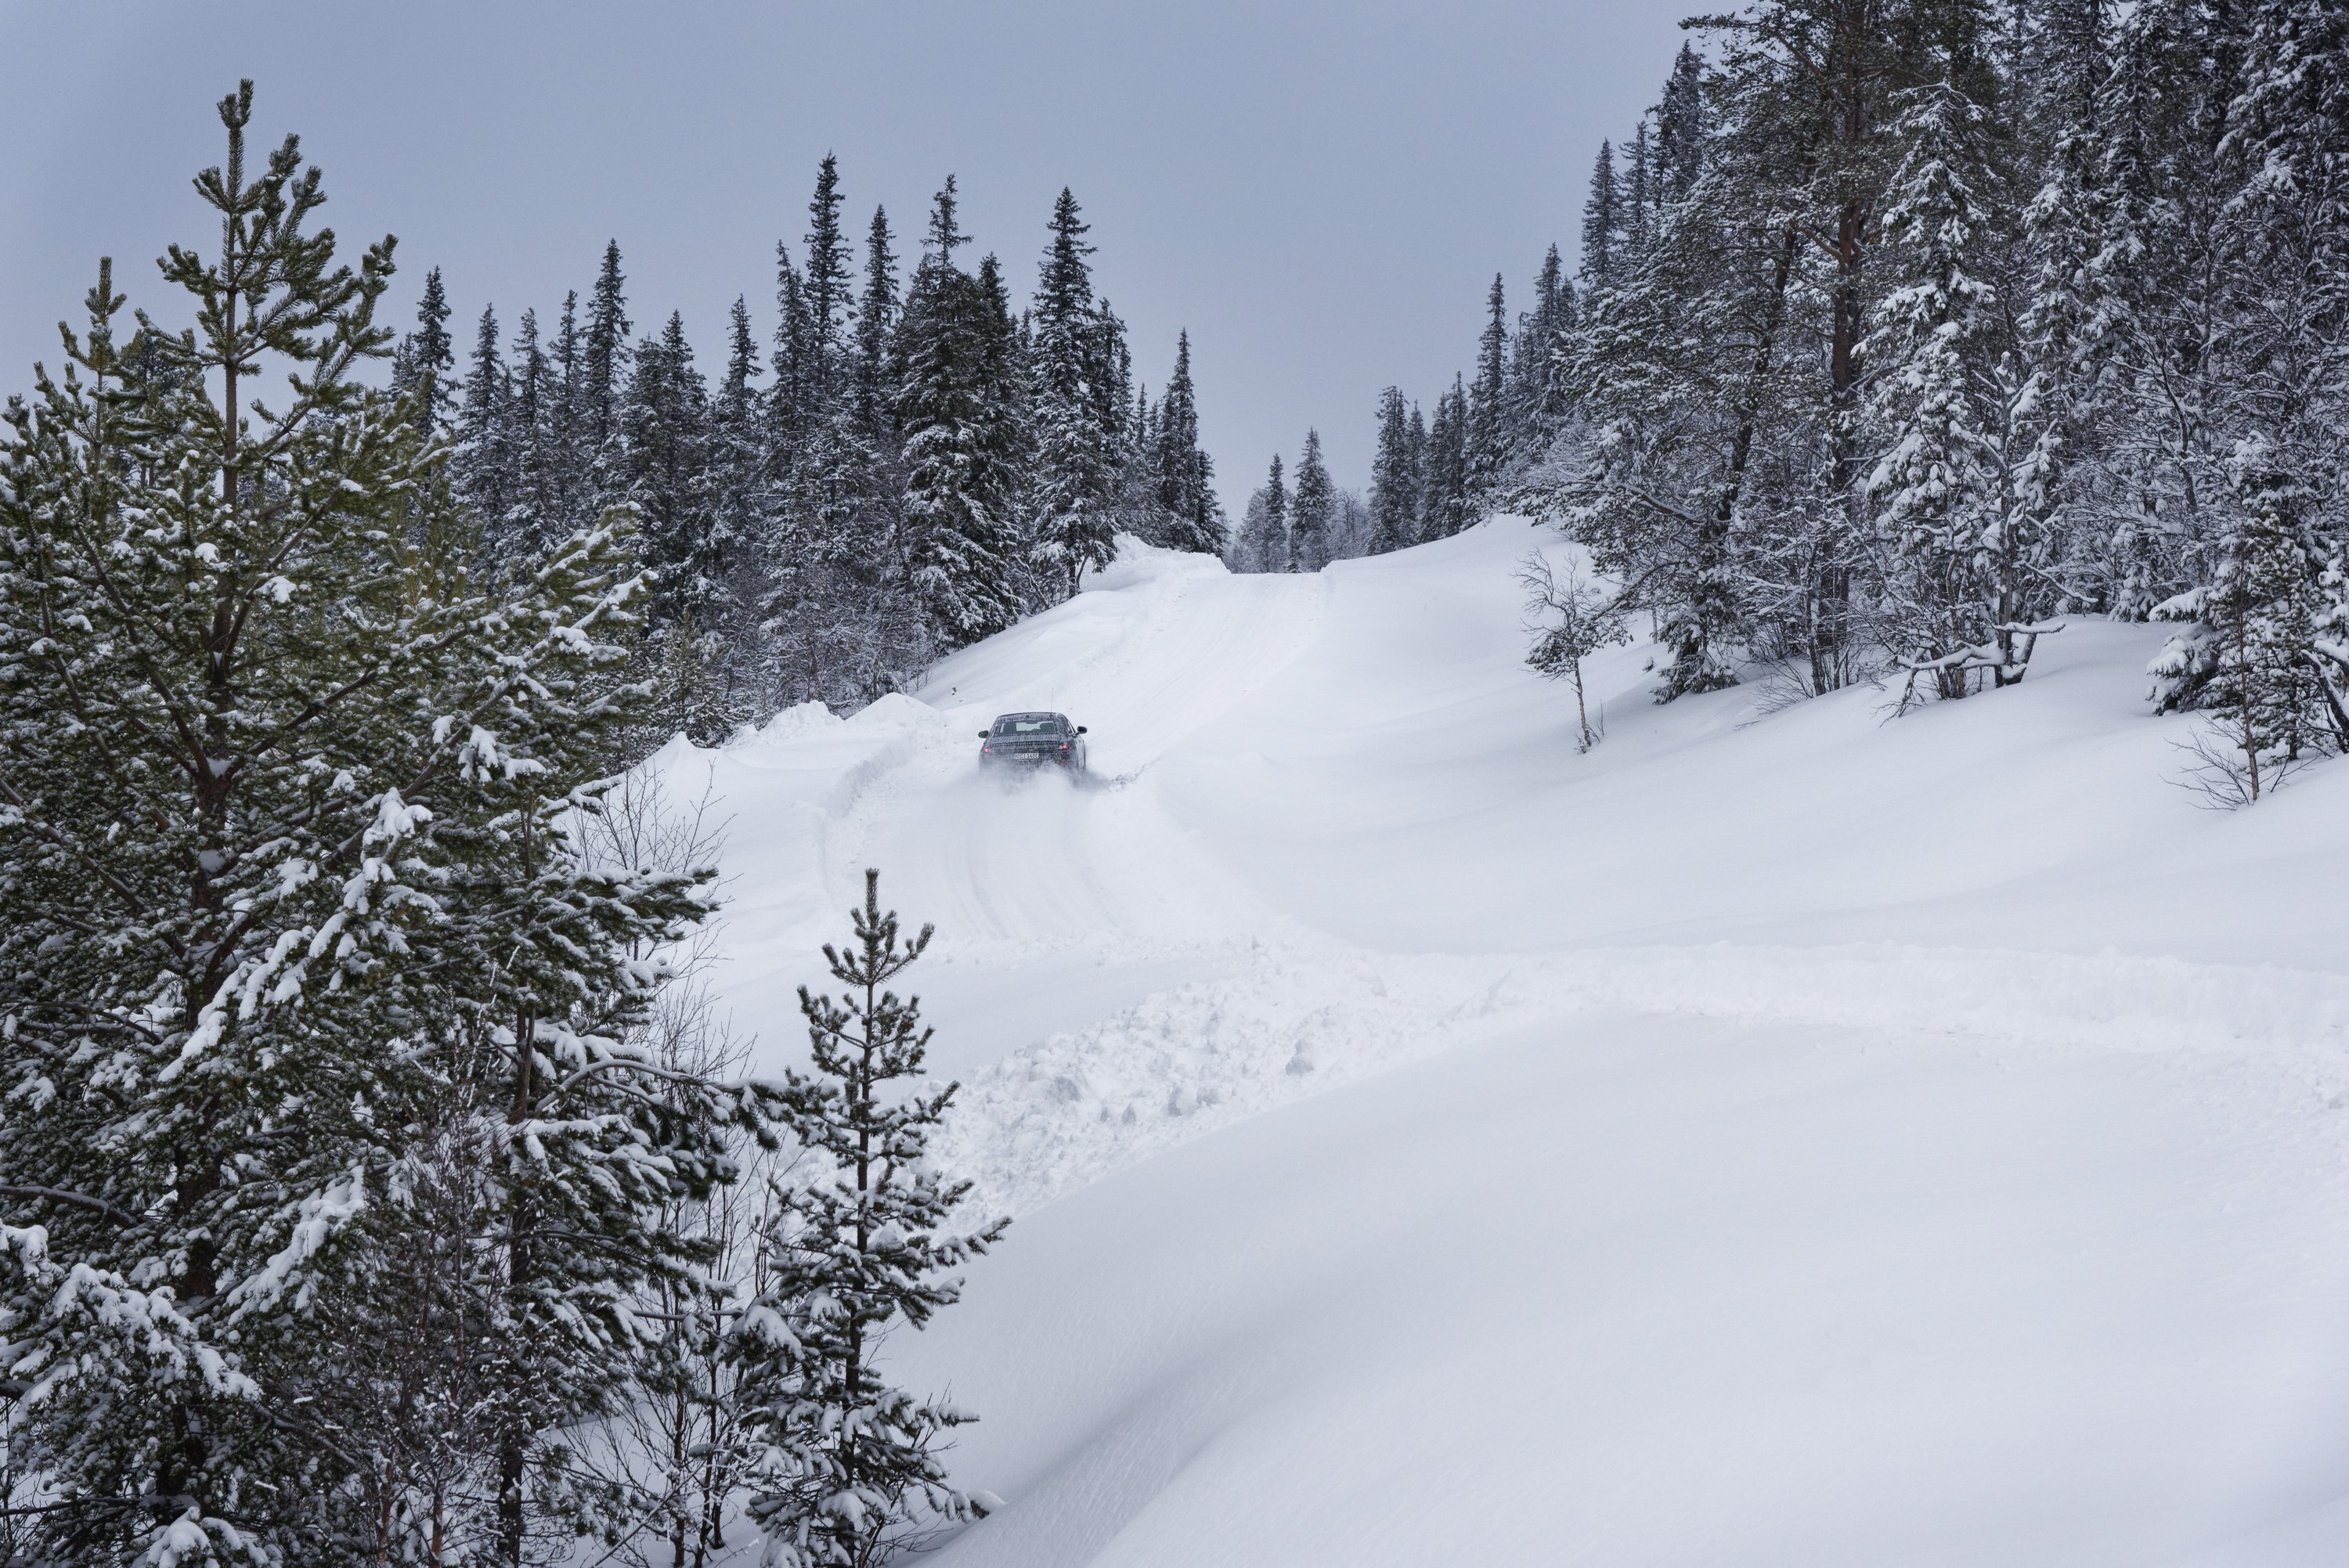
<box><xmin>994</xmin><ymin>718</ymin><xmax>1059</xmax><ymax>735</ymax></box>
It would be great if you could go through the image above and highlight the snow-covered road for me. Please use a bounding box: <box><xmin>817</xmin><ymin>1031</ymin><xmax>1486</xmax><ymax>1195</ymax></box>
<box><xmin>662</xmin><ymin>521</ymin><xmax>2349</xmax><ymax>1566</ymax></box>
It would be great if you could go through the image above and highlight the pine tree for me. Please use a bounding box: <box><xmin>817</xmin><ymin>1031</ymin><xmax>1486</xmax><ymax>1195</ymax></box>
<box><xmin>583</xmin><ymin>240</ymin><xmax>633</xmax><ymax>501</ymax></box>
<box><xmin>854</xmin><ymin>204</ymin><xmax>900</xmax><ymax>444</ymax></box>
<box><xmin>900</xmin><ymin>184</ymin><xmax>1024</xmax><ymax>649</ymax></box>
<box><xmin>1654</xmin><ymin>43</ymin><xmax>1706</xmax><ymax>202</ymax></box>
<box><xmin>802</xmin><ymin>157</ymin><xmax>857</xmax><ymax>399</ymax></box>
<box><xmin>772</xmin><ymin>160</ymin><xmax>908</xmax><ymax>708</ymax></box>
<box><xmin>1369</xmin><ymin>385</ymin><xmax>1420</xmax><ymax>554</ymax></box>
<box><xmin>627</xmin><ymin>312</ymin><xmax>717</xmax><ymax>629</ymax></box>
<box><xmin>506</xmin><ymin>305</ymin><xmax>555</xmax><ymax>560</ymax></box>
<box><xmin>1288</xmin><ymin>429</ymin><xmax>1333</xmax><ymax>572</ymax></box>
<box><xmin>732</xmin><ymin>871</ymin><xmax>1005</xmax><ymax>1568</ymax></box>
<box><xmin>1467</xmin><ymin>273</ymin><xmax>1512</xmax><ymax>498</ymax></box>
<box><xmin>1152</xmin><ymin>330</ymin><xmax>1225</xmax><ymax>553</ymax></box>
<box><xmin>547</xmin><ymin>288</ymin><xmax>593</xmax><ymax>540</ymax></box>
<box><xmin>395</xmin><ymin>264</ymin><xmax>456</xmax><ymax>441</ymax></box>
<box><xmin>2139</xmin><ymin>0</ymin><xmax>2349</xmax><ymax>780</ymax></box>
<box><xmin>1623</xmin><ymin>121</ymin><xmax>1654</xmax><ymax>258</ymax></box>
<box><xmin>2150</xmin><ymin>440</ymin><xmax>2338</xmax><ymax>798</ymax></box>
<box><xmin>1507</xmin><ymin>246</ymin><xmax>1574</xmax><ymax>461</ymax></box>
<box><xmin>1865</xmin><ymin>56</ymin><xmax>2055</xmax><ymax>705</ymax></box>
<box><xmin>1234</xmin><ymin>452</ymin><xmax>1288</xmax><ymax>573</ymax></box>
<box><xmin>1028</xmin><ymin>189</ymin><xmax>1124</xmax><ymax>598</ymax></box>
<box><xmin>770</xmin><ymin>242</ymin><xmax>816</xmax><ymax>460</ymax></box>
<box><xmin>454</xmin><ymin>303</ymin><xmax>513</xmax><ymax>545</ymax></box>
<box><xmin>1581</xmin><ymin>140</ymin><xmax>1620</xmax><ymax>287</ymax></box>
<box><xmin>1423</xmin><ymin>377</ymin><xmax>1474</xmax><ymax>538</ymax></box>
<box><xmin>0</xmin><ymin>84</ymin><xmax>782</xmax><ymax>1568</ymax></box>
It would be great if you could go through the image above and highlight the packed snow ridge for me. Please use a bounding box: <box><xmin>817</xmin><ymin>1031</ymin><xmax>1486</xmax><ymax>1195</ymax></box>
<box><xmin>655</xmin><ymin>519</ymin><xmax>2349</xmax><ymax>1567</ymax></box>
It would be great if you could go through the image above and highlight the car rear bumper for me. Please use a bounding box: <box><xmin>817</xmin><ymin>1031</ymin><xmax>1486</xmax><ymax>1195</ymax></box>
<box><xmin>980</xmin><ymin>749</ymin><xmax>1077</xmax><ymax>766</ymax></box>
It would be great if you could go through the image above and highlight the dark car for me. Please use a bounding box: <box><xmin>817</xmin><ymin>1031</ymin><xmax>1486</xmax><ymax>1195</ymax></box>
<box><xmin>979</xmin><ymin>711</ymin><xmax>1088</xmax><ymax>771</ymax></box>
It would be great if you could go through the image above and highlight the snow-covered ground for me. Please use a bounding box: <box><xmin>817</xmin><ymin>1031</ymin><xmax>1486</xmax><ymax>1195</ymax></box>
<box><xmin>659</xmin><ymin>520</ymin><xmax>2349</xmax><ymax>1566</ymax></box>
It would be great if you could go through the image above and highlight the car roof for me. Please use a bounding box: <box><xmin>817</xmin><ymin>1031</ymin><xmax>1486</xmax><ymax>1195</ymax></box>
<box><xmin>992</xmin><ymin>710</ymin><xmax>1067</xmax><ymax>721</ymax></box>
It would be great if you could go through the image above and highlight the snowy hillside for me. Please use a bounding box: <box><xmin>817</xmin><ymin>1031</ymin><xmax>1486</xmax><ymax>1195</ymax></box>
<box><xmin>659</xmin><ymin>520</ymin><xmax>2349</xmax><ymax>1566</ymax></box>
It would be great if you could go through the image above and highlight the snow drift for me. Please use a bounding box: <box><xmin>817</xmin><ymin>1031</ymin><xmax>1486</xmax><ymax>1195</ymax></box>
<box><xmin>660</xmin><ymin>521</ymin><xmax>2349</xmax><ymax>1566</ymax></box>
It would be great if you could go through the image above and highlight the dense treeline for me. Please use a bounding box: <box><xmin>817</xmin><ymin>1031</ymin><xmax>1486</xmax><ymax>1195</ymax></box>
<box><xmin>399</xmin><ymin>164</ymin><xmax>1225</xmax><ymax>743</ymax></box>
<box><xmin>1400</xmin><ymin>0</ymin><xmax>2347</xmax><ymax>798</ymax></box>
<box><xmin>0</xmin><ymin>88</ymin><xmax>1007</xmax><ymax>1568</ymax></box>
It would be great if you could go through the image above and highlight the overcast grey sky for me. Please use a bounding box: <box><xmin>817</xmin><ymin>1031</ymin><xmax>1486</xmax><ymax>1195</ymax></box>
<box><xmin>2</xmin><ymin>0</ymin><xmax>1687</xmax><ymax>514</ymax></box>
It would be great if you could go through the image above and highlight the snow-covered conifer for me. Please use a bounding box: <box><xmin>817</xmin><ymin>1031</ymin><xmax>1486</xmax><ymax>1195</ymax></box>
<box><xmin>732</xmin><ymin>871</ymin><xmax>1006</xmax><ymax>1568</ymax></box>
<box><xmin>1288</xmin><ymin>430</ymin><xmax>1333</xmax><ymax>572</ymax></box>
<box><xmin>1153</xmin><ymin>332</ymin><xmax>1226</xmax><ymax>554</ymax></box>
<box><xmin>1028</xmin><ymin>189</ymin><xmax>1125</xmax><ymax>598</ymax></box>
<box><xmin>1580</xmin><ymin>140</ymin><xmax>1619</xmax><ymax>288</ymax></box>
<box><xmin>1369</xmin><ymin>386</ymin><xmax>1421</xmax><ymax>555</ymax></box>
<box><xmin>900</xmin><ymin>184</ymin><xmax>1025</xmax><ymax>649</ymax></box>
<box><xmin>0</xmin><ymin>84</ymin><xmax>785</xmax><ymax>1566</ymax></box>
<box><xmin>1468</xmin><ymin>274</ymin><xmax>1513</xmax><ymax>497</ymax></box>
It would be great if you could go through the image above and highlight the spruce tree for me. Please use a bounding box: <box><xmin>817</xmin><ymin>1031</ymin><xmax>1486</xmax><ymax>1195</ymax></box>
<box><xmin>1152</xmin><ymin>330</ymin><xmax>1225</xmax><ymax>554</ymax></box>
<box><xmin>854</xmin><ymin>204</ymin><xmax>900</xmax><ymax>444</ymax></box>
<box><xmin>732</xmin><ymin>871</ymin><xmax>1005</xmax><ymax>1568</ymax></box>
<box><xmin>1028</xmin><ymin>189</ymin><xmax>1123</xmax><ymax>598</ymax></box>
<box><xmin>1865</xmin><ymin>61</ymin><xmax>2052</xmax><ymax>704</ymax></box>
<box><xmin>1423</xmin><ymin>377</ymin><xmax>1474</xmax><ymax>539</ymax></box>
<box><xmin>900</xmin><ymin>185</ymin><xmax>1023</xmax><ymax>649</ymax></box>
<box><xmin>1623</xmin><ymin>122</ymin><xmax>1654</xmax><ymax>258</ymax></box>
<box><xmin>1654</xmin><ymin>44</ymin><xmax>1706</xmax><ymax>202</ymax></box>
<box><xmin>1288</xmin><ymin>429</ymin><xmax>1333</xmax><ymax>572</ymax></box>
<box><xmin>626</xmin><ymin>311</ymin><xmax>716</xmax><ymax>629</ymax></box>
<box><xmin>547</xmin><ymin>288</ymin><xmax>593</xmax><ymax>541</ymax></box>
<box><xmin>1581</xmin><ymin>140</ymin><xmax>1620</xmax><ymax>287</ymax></box>
<box><xmin>1467</xmin><ymin>273</ymin><xmax>1512</xmax><ymax>498</ymax></box>
<box><xmin>1229</xmin><ymin>453</ymin><xmax>1287</xmax><ymax>574</ymax></box>
<box><xmin>454</xmin><ymin>302</ymin><xmax>513</xmax><ymax>547</ymax></box>
<box><xmin>583</xmin><ymin>240</ymin><xmax>633</xmax><ymax>499</ymax></box>
<box><xmin>801</xmin><ymin>157</ymin><xmax>857</xmax><ymax>401</ymax></box>
<box><xmin>395</xmin><ymin>264</ymin><xmax>456</xmax><ymax>441</ymax></box>
<box><xmin>1509</xmin><ymin>244</ymin><xmax>1575</xmax><ymax>459</ymax></box>
<box><xmin>1369</xmin><ymin>386</ymin><xmax>1420</xmax><ymax>554</ymax></box>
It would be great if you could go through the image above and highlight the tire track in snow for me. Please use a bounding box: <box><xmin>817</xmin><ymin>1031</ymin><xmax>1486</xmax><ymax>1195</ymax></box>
<box><xmin>939</xmin><ymin>940</ymin><xmax>2349</xmax><ymax>1220</ymax></box>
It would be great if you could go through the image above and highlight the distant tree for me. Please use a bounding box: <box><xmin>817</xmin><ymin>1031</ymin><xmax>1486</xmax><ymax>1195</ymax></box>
<box><xmin>1288</xmin><ymin>429</ymin><xmax>1333</xmax><ymax>572</ymax></box>
<box><xmin>395</xmin><ymin>263</ymin><xmax>456</xmax><ymax>440</ymax></box>
<box><xmin>1028</xmin><ymin>189</ymin><xmax>1124</xmax><ymax>597</ymax></box>
<box><xmin>454</xmin><ymin>303</ymin><xmax>513</xmax><ymax>539</ymax></box>
<box><xmin>1581</xmin><ymin>139</ymin><xmax>1620</xmax><ymax>287</ymax></box>
<box><xmin>1369</xmin><ymin>385</ymin><xmax>1420</xmax><ymax>554</ymax></box>
<box><xmin>1654</xmin><ymin>42</ymin><xmax>1706</xmax><ymax>200</ymax></box>
<box><xmin>900</xmin><ymin>182</ymin><xmax>1025</xmax><ymax>649</ymax></box>
<box><xmin>1232</xmin><ymin>452</ymin><xmax>1288</xmax><ymax>573</ymax></box>
<box><xmin>1467</xmin><ymin>274</ymin><xmax>1512</xmax><ymax>496</ymax></box>
<box><xmin>583</xmin><ymin>240</ymin><xmax>633</xmax><ymax>500</ymax></box>
<box><xmin>1423</xmin><ymin>377</ymin><xmax>1474</xmax><ymax>538</ymax></box>
<box><xmin>854</xmin><ymin>204</ymin><xmax>900</xmax><ymax>444</ymax></box>
<box><xmin>1153</xmin><ymin>330</ymin><xmax>1226</xmax><ymax>553</ymax></box>
<box><xmin>1510</xmin><ymin>245</ymin><xmax>1575</xmax><ymax>457</ymax></box>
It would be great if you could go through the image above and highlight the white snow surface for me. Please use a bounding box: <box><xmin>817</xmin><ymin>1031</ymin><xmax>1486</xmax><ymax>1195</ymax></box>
<box><xmin>658</xmin><ymin>521</ymin><xmax>2349</xmax><ymax>1566</ymax></box>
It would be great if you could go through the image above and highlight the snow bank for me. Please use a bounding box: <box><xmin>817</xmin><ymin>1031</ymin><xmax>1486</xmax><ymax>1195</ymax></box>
<box><xmin>675</xmin><ymin>516</ymin><xmax>2349</xmax><ymax>1566</ymax></box>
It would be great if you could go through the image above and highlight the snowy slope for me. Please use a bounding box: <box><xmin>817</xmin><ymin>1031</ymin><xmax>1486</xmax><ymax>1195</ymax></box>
<box><xmin>659</xmin><ymin>521</ymin><xmax>2349</xmax><ymax>1566</ymax></box>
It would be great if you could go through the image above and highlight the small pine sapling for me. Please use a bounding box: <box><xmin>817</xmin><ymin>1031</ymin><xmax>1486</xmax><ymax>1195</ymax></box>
<box><xmin>734</xmin><ymin>871</ymin><xmax>1008</xmax><ymax>1568</ymax></box>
